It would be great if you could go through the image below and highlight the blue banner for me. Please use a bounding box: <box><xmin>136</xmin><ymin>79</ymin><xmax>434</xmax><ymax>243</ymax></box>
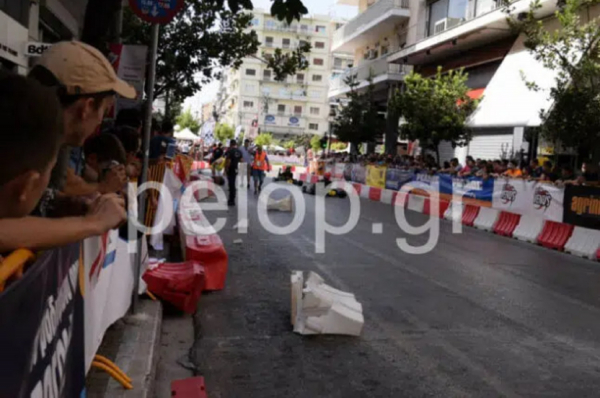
<box><xmin>385</xmin><ymin>168</ymin><xmax>415</xmax><ymax>190</ymax></box>
<box><xmin>450</xmin><ymin>175</ymin><xmax>494</xmax><ymax>202</ymax></box>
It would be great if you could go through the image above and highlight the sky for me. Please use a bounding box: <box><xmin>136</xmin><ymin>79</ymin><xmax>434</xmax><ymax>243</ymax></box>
<box><xmin>182</xmin><ymin>0</ymin><xmax>358</xmax><ymax>117</ymax></box>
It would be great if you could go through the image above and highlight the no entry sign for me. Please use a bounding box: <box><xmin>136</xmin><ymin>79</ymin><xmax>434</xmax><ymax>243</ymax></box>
<box><xmin>129</xmin><ymin>0</ymin><xmax>185</xmax><ymax>24</ymax></box>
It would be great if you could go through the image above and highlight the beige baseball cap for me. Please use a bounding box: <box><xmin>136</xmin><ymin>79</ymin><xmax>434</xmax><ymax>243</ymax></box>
<box><xmin>37</xmin><ymin>41</ymin><xmax>136</xmax><ymax>99</ymax></box>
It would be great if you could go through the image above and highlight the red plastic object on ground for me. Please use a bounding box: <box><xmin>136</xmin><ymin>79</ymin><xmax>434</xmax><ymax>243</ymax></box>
<box><xmin>369</xmin><ymin>187</ymin><xmax>382</xmax><ymax>202</ymax></box>
<box><xmin>537</xmin><ymin>220</ymin><xmax>574</xmax><ymax>250</ymax></box>
<box><xmin>493</xmin><ymin>211</ymin><xmax>521</xmax><ymax>237</ymax></box>
<box><xmin>172</xmin><ymin>376</ymin><xmax>208</xmax><ymax>398</ymax></box>
<box><xmin>184</xmin><ymin>234</ymin><xmax>228</xmax><ymax>290</ymax></box>
<box><xmin>142</xmin><ymin>262</ymin><xmax>205</xmax><ymax>314</ymax></box>
<box><xmin>461</xmin><ymin>204</ymin><xmax>480</xmax><ymax>226</ymax></box>
<box><xmin>423</xmin><ymin>198</ymin><xmax>449</xmax><ymax>218</ymax></box>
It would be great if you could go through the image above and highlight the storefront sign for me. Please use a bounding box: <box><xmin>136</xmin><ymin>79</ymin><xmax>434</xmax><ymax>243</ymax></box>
<box><xmin>563</xmin><ymin>185</ymin><xmax>600</xmax><ymax>229</ymax></box>
<box><xmin>25</xmin><ymin>42</ymin><xmax>53</xmax><ymax>57</ymax></box>
<box><xmin>288</xmin><ymin>116</ymin><xmax>300</xmax><ymax>127</ymax></box>
<box><xmin>264</xmin><ymin>115</ymin><xmax>276</xmax><ymax>125</ymax></box>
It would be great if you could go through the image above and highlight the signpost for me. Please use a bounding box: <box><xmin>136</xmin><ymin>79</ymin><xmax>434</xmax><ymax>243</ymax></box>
<box><xmin>129</xmin><ymin>0</ymin><xmax>185</xmax><ymax>312</ymax></box>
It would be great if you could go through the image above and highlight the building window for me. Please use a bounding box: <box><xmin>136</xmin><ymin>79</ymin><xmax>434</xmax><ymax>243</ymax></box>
<box><xmin>1</xmin><ymin>0</ymin><xmax>29</xmax><ymax>27</ymax></box>
<box><xmin>315</xmin><ymin>41</ymin><xmax>325</xmax><ymax>49</ymax></box>
<box><xmin>265</xmin><ymin>36</ymin><xmax>274</xmax><ymax>46</ymax></box>
<box><xmin>263</xmin><ymin>70</ymin><xmax>272</xmax><ymax>81</ymax></box>
<box><xmin>428</xmin><ymin>0</ymin><xmax>468</xmax><ymax>36</ymax></box>
<box><xmin>282</xmin><ymin>38</ymin><xmax>291</xmax><ymax>48</ymax></box>
<box><xmin>251</xmin><ymin>18</ymin><xmax>260</xmax><ymax>26</ymax></box>
<box><xmin>243</xmin><ymin>101</ymin><xmax>254</xmax><ymax>108</ymax></box>
<box><xmin>300</xmin><ymin>24</ymin><xmax>310</xmax><ymax>32</ymax></box>
<box><xmin>308</xmin><ymin>90</ymin><xmax>323</xmax><ymax>98</ymax></box>
<box><xmin>299</xmin><ymin>40</ymin><xmax>309</xmax><ymax>48</ymax></box>
<box><xmin>294</xmin><ymin>106</ymin><xmax>303</xmax><ymax>115</ymax></box>
<box><xmin>312</xmin><ymin>74</ymin><xmax>323</xmax><ymax>82</ymax></box>
<box><xmin>244</xmin><ymin>83</ymin><xmax>256</xmax><ymax>92</ymax></box>
<box><xmin>309</xmin><ymin>123</ymin><xmax>319</xmax><ymax>130</ymax></box>
<box><xmin>246</xmin><ymin>68</ymin><xmax>256</xmax><ymax>76</ymax></box>
<box><xmin>310</xmin><ymin>107</ymin><xmax>320</xmax><ymax>116</ymax></box>
<box><xmin>265</xmin><ymin>20</ymin><xmax>277</xmax><ymax>29</ymax></box>
<box><xmin>296</xmin><ymin>73</ymin><xmax>305</xmax><ymax>83</ymax></box>
<box><xmin>333</xmin><ymin>58</ymin><xmax>343</xmax><ymax>69</ymax></box>
<box><xmin>277</xmin><ymin>104</ymin><xmax>286</xmax><ymax>115</ymax></box>
<box><xmin>381</xmin><ymin>45</ymin><xmax>389</xmax><ymax>56</ymax></box>
<box><xmin>315</xmin><ymin>25</ymin><xmax>326</xmax><ymax>33</ymax></box>
<box><xmin>313</xmin><ymin>58</ymin><xmax>324</xmax><ymax>66</ymax></box>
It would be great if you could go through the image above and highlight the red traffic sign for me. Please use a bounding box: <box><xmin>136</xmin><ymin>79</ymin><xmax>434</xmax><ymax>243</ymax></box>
<box><xmin>129</xmin><ymin>0</ymin><xmax>185</xmax><ymax>24</ymax></box>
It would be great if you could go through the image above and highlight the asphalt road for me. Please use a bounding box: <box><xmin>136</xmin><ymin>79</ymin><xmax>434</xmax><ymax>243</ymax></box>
<box><xmin>192</xmin><ymin>179</ymin><xmax>600</xmax><ymax>398</ymax></box>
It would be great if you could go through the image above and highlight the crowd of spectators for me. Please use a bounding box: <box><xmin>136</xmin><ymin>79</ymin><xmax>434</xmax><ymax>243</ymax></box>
<box><xmin>319</xmin><ymin>152</ymin><xmax>599</xmax><ymax>186</ymax></box>
<box><xmin>0</xmin><ymin>41</ymin><xmax>175</xmax><ymax>256</ymax></box>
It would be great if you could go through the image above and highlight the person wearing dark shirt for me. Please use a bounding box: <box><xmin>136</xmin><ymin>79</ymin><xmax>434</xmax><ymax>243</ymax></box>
<box><xmin>225</xmin><ymin>140</ymin><xmax>243</xmax><ymax>206</ymax></box>
<box><xmin>212</xmin><ymin>143</ymin><xmax>224</xmax><ymax>163</ymax></box>
<box><xmin>149</xmin><ymin>120</ymin><xmax>175</xmax><ymax>160</ymax></box>
<box><xmin>539</xmin><ymin>161</ymin><xmax>558</xmax><ymax>182</ymax></box>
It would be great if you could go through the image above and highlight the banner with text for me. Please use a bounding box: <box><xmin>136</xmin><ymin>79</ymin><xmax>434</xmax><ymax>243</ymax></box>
<box><xmin>493</xmin><ymin>178</ymin><xmax>564</xmax><ymax>221</ymax></box>
<box><xmin>366</xmin><ymin>165</ymin><xmax>387</xmax><ymax>189</ymax></box>
<box><xmin>351</xmin><ymin>164</ymin><xmax>366</xmax><ymax>184</ymax></box>
<box><xmin>0</xmin><ymin>243</ymin><xmax>85</xmax><ymax>398</ymax></box>
<box><xmin>385</xmin><ymin>168</ymin><xmax>415</xmax><ymax>191</ymax></box>
<box><xmin>563</xmin><ymin>185</ymin><xmax>600</xmax><ymax>229</ymax></box>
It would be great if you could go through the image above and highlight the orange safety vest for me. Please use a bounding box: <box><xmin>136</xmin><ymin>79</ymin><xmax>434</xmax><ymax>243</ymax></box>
<box><xmin>253</xmin><ymin>151</ymin><xmax>268</xmax><ymax>171</ymax></box>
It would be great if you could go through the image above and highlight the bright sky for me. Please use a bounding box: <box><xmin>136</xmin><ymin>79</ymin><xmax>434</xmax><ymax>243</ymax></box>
<box><xmin>182</xmin><ymin>0</ymin><xmax>358</xmax><ymax>117</ymax></box>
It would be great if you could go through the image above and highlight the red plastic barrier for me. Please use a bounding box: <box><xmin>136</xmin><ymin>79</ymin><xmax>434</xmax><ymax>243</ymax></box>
<box><xmin>394</xmin><ymin>192</ymin><xmax>407</xmax><ymax>207</ymax></box>
<box><xmin>461</xmin><ymin>204</ymin><xmax>480</xmax><ymax>226</ymax></box>
<box><xmin>172</xmin><ymin>377</ymin><xmax>208</xmax><ymax>398</ymax></box>
<box><xmin>537</xmin><ymin>221</ymin><xmax>574</xmax><ymax>250</ymax></box>
<box><xmin>352</xmin><ymin>183</ymin><xmax>362</xmax><ymax>195</ymax></box>
<box><xmin>493</xmin><ymin>211</ymin><xmax>521</xmax><ymax>237</ymax></box>
<box><xmin>143</xmin><ymin>262</ymin><xmax>206</xmax><ymax>314</ymax></box>
<box><xmin>184</xmin><ymin>234</ymin><xmax>228</xmax><ymax>290</ymax></box>
<box><xmin>369</xmin><ymin>187</ymin><xmax>382</xmax><ymax>202</ymax></box>
<box><xmin>423</xmin><ymin>198</ymin><xmax>449</xmax><ymax>218</ymax></box>
<box><xmin>597</xmin><ymin>248</ymin><xmax>600</xmax><ymax>261</ymax></box>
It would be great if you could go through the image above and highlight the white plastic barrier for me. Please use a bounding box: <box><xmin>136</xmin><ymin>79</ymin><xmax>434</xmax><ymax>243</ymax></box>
<box><xmin>407</xmin><ymin>194</ymin><xmax>425</xmax><ymax>213</ymax></box>
<box><xmin>380</xmin><ymin>189</ymin><xmax>395</xmax><ymax>205</ymax></box>
<box><xmin>291</xmin><ymin>271</ymin><xmax>364</xmax><ymax>336</ymax></box>
<box><xmin>473</xmin><ymin>207</ymin><xmax>500</xmax><ymax>231</ymax></box>
<box><xmin>359</xmin><ymin>185</ymin><xmax>370</xmax><ymax>199</ymax></box>
<box><xmin>444</xmin><ymin>201</ymin><xmax>463</xmax><ymax>222</ymax></box>
<box><xmin>564</xmin><ymin>227</ymin><xmax>600</xmax><ymax>259</ymax></box>
<box><xmin>513</xmin><ymin>215</ymin><xmax>545</xmax><ymax>243</ymax></box>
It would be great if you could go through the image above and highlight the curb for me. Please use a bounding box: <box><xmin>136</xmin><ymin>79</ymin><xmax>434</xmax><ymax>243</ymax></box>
<box><xmin>86</xmin><ymin>299</ymin><xmax>163</xmax><ymax>398</ymax></box>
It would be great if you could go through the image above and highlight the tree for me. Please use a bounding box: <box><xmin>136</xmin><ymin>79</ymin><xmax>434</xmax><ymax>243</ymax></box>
<box><xmin>395</xmin><ymin>68</ymin><xmax>478</xmax><ymax>164</ymax></box>
<box><xmin>332</xmin><ymin>75</ymin><xmax>384</xmax><ymax>154</ymax></box>
<box><xmin>214</xmin><ymin>123</ymin><xmax>235</xmax><ymax>143</ymax></box>
<box><xmin>176</xmin><ymin>108</ymin><xmax>201</xmax><ymax>134</ymax></box>
<box><xmin>507</xmin><ymin>0</ymin><xmax>600</xmax><ymax>161</ymax></box>
<box><xmin>283</xmin><ymin>140</ymin><xmax>296</xmax><ymax>149</ymax></box>
<box><xmin>83</xmin><ymin>1</ymin><xmax>311</xmax><ymax>117</ymax></box>
<box><xmin>255</xmin><ymin>133</ymin><xmax>273</xmax><ymax>147</ymax></box>
<box><xmin>331</xmin><ymin>142</ymin><xmax>348</xmax><ymax>151</ymax></box>
<box><xmin>310</xmin><ymin>135</ymin><xmax>322</xmax><ymax>151</ymax></box>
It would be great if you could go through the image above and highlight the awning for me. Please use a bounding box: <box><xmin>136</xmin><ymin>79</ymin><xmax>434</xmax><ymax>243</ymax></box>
<box><xmin>467</xmin><ymin>33</ymin><xmax>557</xmax><ymax>128</ymax></box>
<box><xmin>458</xmin><ymin>88</ymin><xmax>485</xmax><ymax>105</ymax></box>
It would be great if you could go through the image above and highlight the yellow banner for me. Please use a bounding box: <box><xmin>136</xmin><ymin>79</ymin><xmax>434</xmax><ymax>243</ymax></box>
<box><xmin>366</xmin><ymin>165</ymin><xmax>386</xmax><ymax>189</ymax></box>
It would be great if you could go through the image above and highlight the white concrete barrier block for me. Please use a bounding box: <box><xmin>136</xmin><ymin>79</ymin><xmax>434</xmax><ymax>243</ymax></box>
<box><xmin>407</xmin><ymin>194</ymin><xmax>425</xmax><ymax>213</ymax></box>
<box><xmin>513</xmin><ymin>215</ymin><xmax>544</xmax><ymax>243</ymax></box>
<box><xmin>473</xmin><ymin>207</ymin><xmax>500</xmax><ymax>231</ymax></box>
<box><xmin>380</xmin><ymin>189</ymin><xmax>395</xmax><ymax>205</ymax></box>
<box><xmin>565</xmin><ymin>227</ymin><xmax>600</xmax><ymax>259</ymax></box>
<box><xmin>359</xmin><ymin>185</ymin><xmax>370</xmax><ymax>199</ymax></box>
<box><xmin>291</xmin><ymin>271</ymin><xmax>364</xmax><ymax>336</ymax></box>
<box><xmin>444</xmin><ymin>201</ymin><xmax>463</xmax><ymax>222</ymax></box>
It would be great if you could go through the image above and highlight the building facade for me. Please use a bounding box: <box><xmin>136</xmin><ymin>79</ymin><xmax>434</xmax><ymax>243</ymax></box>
<box><xmin>218</xmin><ymin>10</ymin><xmax>348</xmax><ymax>139</ymax></box>
<box><xmin>0</xmin><ymin>0</ymin><xmax>87</xmax><ymax>74</ymax></box>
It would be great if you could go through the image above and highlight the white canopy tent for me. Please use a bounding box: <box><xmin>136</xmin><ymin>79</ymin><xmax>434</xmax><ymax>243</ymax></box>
<box><xmin>174</xmin><ymin>128</ymin><xmax>198</xmax><ymax>141</ymax></box>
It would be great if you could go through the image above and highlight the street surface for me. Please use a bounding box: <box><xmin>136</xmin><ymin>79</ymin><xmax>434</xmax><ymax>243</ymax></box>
<box><xmin>192</xmin><ymin>179</ymin><xmax>600</xmax><ymax>398</ymax></box>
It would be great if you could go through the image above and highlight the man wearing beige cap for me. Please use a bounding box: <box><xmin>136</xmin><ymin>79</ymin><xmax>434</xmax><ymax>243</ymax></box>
<box><xmin>0</xmin><ymin>41</ymin><xmax>138</xmax><ymax>252</ymax></box>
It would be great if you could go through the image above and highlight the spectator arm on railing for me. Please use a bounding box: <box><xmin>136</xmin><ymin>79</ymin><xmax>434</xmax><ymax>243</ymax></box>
<box><xmin>0</xmin><ymin>194</ymin><xmax>126</xmax><ymax>252</ymax></box>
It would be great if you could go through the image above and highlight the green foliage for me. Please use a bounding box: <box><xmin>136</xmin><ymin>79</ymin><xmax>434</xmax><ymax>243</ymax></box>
<box><xmin>332</xmin><ymin>74</ymin><xmax>385</xmax><ymax>152</ymax></box>
<box><xmin>255</xmin><ymin>133</ymin><xmax>273</xmax><ymax>146</ymax></box>
<box><xmin>176</xmin><ymin>108</ymin><xmax>201</xmax><ymax>134</ymax></box>
<box><xmin>310</xmin><ymin>135</ymin><xmax>322</xmax><ymax>151</ymax></box>
<box><xmin>292</xmin><ymin>134</ymin><xmax>313</xmax><ymax>148</ymax></box>
<box><xmin>395</xmin><ymin>68</ymin><xmax>478</xmax><ymax>163</ymax></box>
<box><xmin>506</xmin><ymin>0</ymin><xmax>600</xmax><ymax>155</ymax></box>
<box><xmin>214</xmin><ymin>123</ymin><xmax>235</xmax><ymax>143</ymax></box>
<box><xmin>331</xmin><ymin>142</ymin><xmax>348</xmax><ymax>151</ymax></box>
<box><xmin>283</xmin><ymin>140</ymin><xmax>296</xmax><ymax>149</ymax></box>
<box><xmin>263</xmin><ymin>42</ymin><xmax>311</xmax><ymax>81</ymax></box>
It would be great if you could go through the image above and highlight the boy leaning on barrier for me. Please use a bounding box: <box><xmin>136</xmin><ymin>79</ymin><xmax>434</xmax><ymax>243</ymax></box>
<box><xmin>0</xmin><ymin>73</ymin><xmax>125</xmax><ymax>252</ymax></box>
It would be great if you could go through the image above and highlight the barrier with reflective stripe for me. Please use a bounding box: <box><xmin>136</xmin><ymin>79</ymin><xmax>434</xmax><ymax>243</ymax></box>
<box><xmin>564</xmin><ymin>227</ymin><xmax>600</xmax><ymax>259</ymax></box>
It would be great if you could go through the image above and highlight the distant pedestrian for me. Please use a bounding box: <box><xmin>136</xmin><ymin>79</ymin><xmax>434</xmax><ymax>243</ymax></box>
<box><xmin>224</xmin><ymin>139</ymin><xmax>243</xmax><ymax>206</ymax></box>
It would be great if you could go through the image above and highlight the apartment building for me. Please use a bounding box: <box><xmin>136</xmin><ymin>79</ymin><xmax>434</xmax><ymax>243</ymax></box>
<box><xmin>328</xmin><ymin>0</ymin><xmax>414</xmax><ymax>116</ymax></box>
<box><xmin>385</xmin><ymin>0</ymin><xmax>575</xmax><ymax>163</ymax></box>
<box><xmin>0</xmin><ymin>0</ymin><xmax>87</xmax><ymax>74</ymax></box>
<box><xmin>218</xmin><ymin>10</ymin><xmax>348</xmax><ymax>139</ymax></box>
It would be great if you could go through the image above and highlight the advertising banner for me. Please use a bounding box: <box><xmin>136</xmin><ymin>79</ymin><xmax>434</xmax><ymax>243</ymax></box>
<box><xmin>0</xmin><ymin>243</ymin><xmax>85</xmax><ymax>398</ymax></box>
<box><xmin>385</xmin><ymin>168</ymin><xmax>415</xmax><ymax>190</ymax></box>
<box><xmin>366</xmin><ymin>165</ymin><xmax>387</xmax><ymax>189</ymax></box>
<box><xmin>563</xmin><ymin>185</ymin><xmax>600</xmax><ymax>229</ymax></box>
<box><xmin>109</xmin><ymin>44</ymin><xmax>148</xmax><ymax>114</ymax></box>
<box><xmin>351</xmin><ymin>164</ymin><xmax>366</xmax><ymax>184</ymax></box>
<box><xmin>442</xmin><ymin>175</ymin><xmax>494</xmax><ymax>207</ymax></box>
<box><xmin>334</xmin><ymin>163</ymin><xmax>345</xmax><ymax>179</ymax></box>
<box><xmin>288</xmin><ymin>116</ymin><xmax>300</xmax><ymax>127</ymax></box>
<box><xmin>493</xmin><ymin>178</ymin><xmax>564</xmax><ymax>221</ymax></box>
<box><xmin>264</xmin><ymin>115</ymin><xmax>276</xmax><ymax>125</ymax></box>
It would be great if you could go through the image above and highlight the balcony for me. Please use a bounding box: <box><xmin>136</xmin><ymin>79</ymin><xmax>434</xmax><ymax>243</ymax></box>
<box><xmin>328</xmin><ymin>56</ymin><xmax>408</xmax><ymax>98</ymax></box>
<box><xmin>331</xmin><ymin>0</ymin><xmax>410</xmax><ymax>53</ymax></box>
